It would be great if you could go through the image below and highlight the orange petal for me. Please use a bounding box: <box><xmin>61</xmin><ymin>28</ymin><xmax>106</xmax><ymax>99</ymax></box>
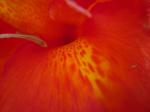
<box><xmin>0</xmin><ymin>0</ymin><xmax>90</xmax><ymax>43</ymax></box>
<box><xmin>79</xmin><ymin>1</ymin><xmax>150</xmax><ymax>111</ymax></box>
<box><xmin>0</xmin><ymin>39</ymin><xmax>105</xmax><ymax>112</ymax></box>
<box><xmin>0</xmin><ymin>1</ymin><xmax>150</xmax><ymax>112</ymax></box>
<box><xmin>0</xmin><ymin>33</ymin><xmax>150</xmax><ymax>112</ymax></box>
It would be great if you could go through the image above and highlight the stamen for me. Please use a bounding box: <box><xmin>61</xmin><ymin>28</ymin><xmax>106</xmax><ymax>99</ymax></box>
<box><xmin>88</xmin><ymin>0</ymin><xmax>111</xmax><ymax>10</ymax></box>
<box><xmin>0</xmin><ymin>33</ymin><xmax>47</xmax><ymax>47</ymax></box>
<box><xmin>65</xmin><ymin>0</ymin><xmax>92</xmax><ymax>17</ymax></box>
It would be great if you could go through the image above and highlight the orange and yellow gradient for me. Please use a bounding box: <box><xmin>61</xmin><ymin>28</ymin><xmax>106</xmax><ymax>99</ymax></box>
<box><xmin>0</xmin><ymin>0</ymin><xmax>150</xmax><ymax>112</ymax></box>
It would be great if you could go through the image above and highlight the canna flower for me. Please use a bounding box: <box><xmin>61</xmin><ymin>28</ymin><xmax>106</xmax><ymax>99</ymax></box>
<box><xmin>0</xmin><ymin>0</ymin><xmax>150</xmax><ymax>112</ymax></box>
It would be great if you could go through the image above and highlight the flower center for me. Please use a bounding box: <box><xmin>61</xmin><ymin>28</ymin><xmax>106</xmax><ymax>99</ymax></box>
<box><xmin>0</xmin><ymin>0</ymin><xmax>103</xmax><ymax>48</ymax></box>
<box><xmin>46</xmin><ymin>24</ymin><xmax>78</xmax><ymax>47</ymax></box>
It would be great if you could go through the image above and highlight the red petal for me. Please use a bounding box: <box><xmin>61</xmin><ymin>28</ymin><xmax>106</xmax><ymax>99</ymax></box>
<box><xmin>0</xmin><ymin>1</ymin><xmax>150</xmax><ymax>112</ymax></box>
<box><xmin>0</xmin><ymin>19</ymin><xmax>26</xmax><ymax>75</ymax></box>
<box><xmin>80</xmin><ymin>1</ymin><xmax>150</xmax><ymax>111</ymax></box>
<box><xmin>0</xmin><ymin>39</ymin><xmax>105</xmax><ymax>112</ymax></box>
<box><xmin>0</xmin><ymin>0</ymin><xmax>90</xmax><ymax>44</ymax></box>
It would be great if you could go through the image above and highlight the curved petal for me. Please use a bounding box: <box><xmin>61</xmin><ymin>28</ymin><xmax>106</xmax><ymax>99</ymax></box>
<box><xmin>0</xmin><ymin>0</ymin><xmax>150</xmax><ymax>112</ymax></box>
<box><xmin>0</xmin><ymin>33</ymin><xmax>150</xmax><ymax>112</ymax></box>
<box><xmin>0</xmin><ymin>0</ymin><xmax>91</xmax><ymax>44</ymax></box>
<box><xmin>79</xmin><ymin>1</ymin><xmax>150</xmax><ymax>111</ymax></box>
<box><xmin>0</xmin><ymin>19</ymin><xmax>26</xmax><ymax>75</ymax></box>
<box><xmin>0</xmin><ymin>39</ymin><xmax>105</xmax><ymax>112</ymax></box>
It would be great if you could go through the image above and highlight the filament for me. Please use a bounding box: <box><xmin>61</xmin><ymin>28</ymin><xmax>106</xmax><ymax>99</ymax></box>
<box><xmin>0</xmin><ymin>33</ymin><xmax>47</xmax><ymax>47</ymax></box>
<box><xmin>65</xmin><ymin>0</ymin><xmax>92</xmax><ymax>17</ymax></box>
